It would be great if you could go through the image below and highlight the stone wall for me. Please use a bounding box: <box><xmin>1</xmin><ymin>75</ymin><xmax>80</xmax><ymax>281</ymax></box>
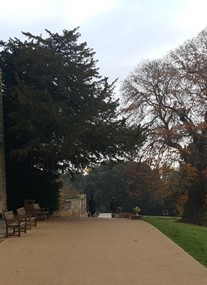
<box><xmin>0</xmin><ymin>70</ymin><xmax>7</xmax><ymax>215</ymax></box>
<box><xmin>57</xmin><ymin>189</ymin><xmax>87</xmax><ymax>217</ymax></box>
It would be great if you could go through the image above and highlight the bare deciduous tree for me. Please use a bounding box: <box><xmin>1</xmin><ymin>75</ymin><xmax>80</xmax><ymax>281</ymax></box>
<box><xmin>121</xmin><ymin>28</ymin><xmax>207</xmax><ymax>224</ymax></box>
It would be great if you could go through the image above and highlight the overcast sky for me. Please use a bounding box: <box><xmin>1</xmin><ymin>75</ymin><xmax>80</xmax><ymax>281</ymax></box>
<box><xmin>1</xmin><ymin>0</ymin><xmax>207</xmax><ymax>96</ymax></box>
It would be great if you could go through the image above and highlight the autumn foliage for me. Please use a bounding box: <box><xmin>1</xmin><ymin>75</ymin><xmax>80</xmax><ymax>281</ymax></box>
<box><xmin>121</xmin><ymin>28</ymin><xmax>207</xmax><ymax>224</ymax></box>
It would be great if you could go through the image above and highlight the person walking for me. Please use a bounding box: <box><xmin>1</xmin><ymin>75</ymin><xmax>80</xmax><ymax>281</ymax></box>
<box><xmin>88</xmin><ymin>195</ymin><xmax>96</xmax><ymax>217</ymax></box>
<box><xmin>110</xmin><ymin>196</ymin><xmax>117</xmax><ymax>218</ymax></box>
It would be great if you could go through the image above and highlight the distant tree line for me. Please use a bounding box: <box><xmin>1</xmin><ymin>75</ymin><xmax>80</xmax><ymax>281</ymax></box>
<box><xmin>71</xmin><ymin>161</ymin><xmax>176</xmax><ymax>216</ymax></box>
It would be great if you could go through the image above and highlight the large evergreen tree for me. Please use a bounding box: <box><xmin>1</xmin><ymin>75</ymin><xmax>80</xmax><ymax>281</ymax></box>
<box><xmin>0</xmin><ymin>29</ymin><xmax>144</xmax><ymax>211</ymax></box>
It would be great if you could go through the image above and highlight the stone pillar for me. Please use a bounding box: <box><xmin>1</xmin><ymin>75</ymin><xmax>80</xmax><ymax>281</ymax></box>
<box><xmin>0</xmin><ymin>70</ymin><xmax>7</xmax><ymax>216</ymax></box>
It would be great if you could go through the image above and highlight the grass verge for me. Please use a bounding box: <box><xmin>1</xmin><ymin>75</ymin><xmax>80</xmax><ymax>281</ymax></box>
<box><xmin>143</xmin><ymin>216</ymin><xmax>207</xmax><ymax>267</ymax></box>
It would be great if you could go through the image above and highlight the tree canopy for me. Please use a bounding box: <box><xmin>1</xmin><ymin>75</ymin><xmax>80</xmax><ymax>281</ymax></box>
<box><xmin>0</xmin><ymin>28</ymin><xmax>144</xmax><ymax>211</ymax></box>
<box><xmin>121</xmin><ymin>28</ymin><xmax>207</xmax><ymax>224</ymax></box>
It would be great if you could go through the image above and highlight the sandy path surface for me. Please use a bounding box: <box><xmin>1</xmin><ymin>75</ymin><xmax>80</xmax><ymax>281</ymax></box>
<box><xmin>0</xmin><ymin>216</ymin><xmax>207</xmax><ymax>285</ymax></box>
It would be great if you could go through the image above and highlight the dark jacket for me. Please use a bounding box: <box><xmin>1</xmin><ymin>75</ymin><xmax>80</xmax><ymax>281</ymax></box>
<box><xmin>110</xmin><ymin>199</ymin><xmax>117</xmax><ymax>212</ymax></box>
<box><xmin>88</xmin><ymin>198</ymin><xmax>96</xmax><ymax>212</ymax></box>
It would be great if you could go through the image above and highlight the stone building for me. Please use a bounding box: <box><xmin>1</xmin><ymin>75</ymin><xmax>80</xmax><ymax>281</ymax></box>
<box><xmin>63</xmin><ymin>193</ymin><xmax>87</xmax><ymax>217</ymax></box>
<box><xmin>58</xmin><ymin>189</ymin><xmax>87</xmax><ymax>217</ymax></box>
<box><xmin>0</xmin><ymin>70</ymin><xmax>7</xmax><ymax>217</ymax></box>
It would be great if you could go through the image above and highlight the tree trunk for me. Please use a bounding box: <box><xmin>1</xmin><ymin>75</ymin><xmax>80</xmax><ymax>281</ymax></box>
<box><xmin>0</xmin><ymin>70</ymin><xmax>7</xmax><ymax>216</ymax></box>
<box><xmin>182</xmin><ymin>183</ymin><xmax>206</xmax><ymax>225</ymax></box>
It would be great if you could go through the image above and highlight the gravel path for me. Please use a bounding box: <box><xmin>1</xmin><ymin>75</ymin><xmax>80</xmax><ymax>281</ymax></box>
<box><xmin>0</xmin><ymin>216</ymin><xmax>207</xmax><ymax>285</ymax></box>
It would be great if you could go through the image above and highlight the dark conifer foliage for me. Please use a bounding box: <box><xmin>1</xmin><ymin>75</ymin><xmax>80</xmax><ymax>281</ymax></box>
<box><xmin>0</xmin><ymin>29</ymin><xmax>144</xmax><ymax>211</ymax></box>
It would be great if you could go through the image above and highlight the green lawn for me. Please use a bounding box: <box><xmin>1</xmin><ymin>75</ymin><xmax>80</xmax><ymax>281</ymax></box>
<box><xmin>143</xmin><ymin>216</ymin><xmax>207</xmax><ymax>267</ymax></box>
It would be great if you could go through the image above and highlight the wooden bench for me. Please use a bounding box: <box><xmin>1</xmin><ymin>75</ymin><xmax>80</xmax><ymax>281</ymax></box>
<box><xmin>163</xmin><ymin>210</ymin><xmax>169</xmax><ymax>216</ymax></box>
<box><xmin>17</xmin><ymin>207</ymin><xmax>37</xmax><ymax>230</ymax></box>
<box><xmin>34</xmin><ymin>204</ymin><xmax>49</xmax><ymax>220</ymax></box>
<box><xmin>3</xmin><ymin>211</ymin><xmax>27</xmax><ymax>238</ymax></box>
<box><xmin>117</xmin><ymin>212</ymin><xmax>131</xmax><ymax>218</ymax></box>
<box><xmin>24</xmin><ymin>200</ymin><xmax>49</xmax><ymax>221</ymax></box>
